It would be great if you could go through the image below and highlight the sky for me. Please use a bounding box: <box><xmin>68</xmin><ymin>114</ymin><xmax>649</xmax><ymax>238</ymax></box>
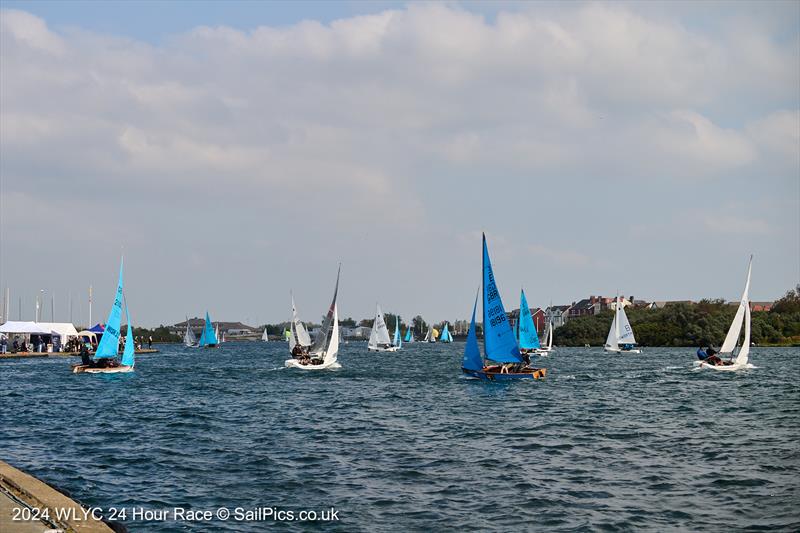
<box><xmin>0</xmin><ymin>1</ymin><xmax>798</xmax><ymax>328</ymax></box>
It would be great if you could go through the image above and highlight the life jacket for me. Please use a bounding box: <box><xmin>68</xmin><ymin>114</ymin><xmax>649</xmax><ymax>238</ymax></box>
<box><xmin>696</xmin><ymin>348</ymin><xmax>708</xmax><ymax>360</ymax></box>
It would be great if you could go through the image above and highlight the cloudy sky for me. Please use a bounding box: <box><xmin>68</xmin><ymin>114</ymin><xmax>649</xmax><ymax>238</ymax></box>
<box><xmin>1</xmin><ymin>1</ymin><xmax>798</xmax><ymax>328</ymax></box>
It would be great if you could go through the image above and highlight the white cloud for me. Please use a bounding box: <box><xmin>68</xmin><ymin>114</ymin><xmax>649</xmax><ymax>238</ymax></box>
<box><xmin>0</xmin><ymin>3</ymin><xmax>797</xmax><ymax>324</ymax></box>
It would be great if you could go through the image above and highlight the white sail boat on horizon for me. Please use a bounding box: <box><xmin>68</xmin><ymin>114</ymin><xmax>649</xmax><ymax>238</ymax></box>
<box><xmin>184</xmin><ymin>315</ymin><xmax>198</xmax><ymax>347</ymax></box>
<box><xmin>368</xmin><ymin>304</ymin><xmax>399</xmax><ymax>352</ymax></box>
<box><xmin>604</xmin><ymin>297</ymin><xmax>640</xmax><ymax>354</ymax></box>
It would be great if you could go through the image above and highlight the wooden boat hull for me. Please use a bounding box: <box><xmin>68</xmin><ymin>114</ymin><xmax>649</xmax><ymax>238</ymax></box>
<box><xmin>72</xmin><ymin>364</ymin><xmax>134</xmax><ymax>374</ymax></box>
<box><xmin>462</xmin><ymin>367</ymin><xmax>547</xmax><ymax>381</ymax></box>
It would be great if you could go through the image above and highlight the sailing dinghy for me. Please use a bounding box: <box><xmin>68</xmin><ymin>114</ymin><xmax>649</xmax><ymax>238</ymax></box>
<box><xmin>368</xmin><ymin>304</ymin><xmax>399</xmax><ymax>352</ymax></box>
<box><xmin>604</xmin><ymin>297</ymin><xmax>640</xmax><ymax>353</ymax></box>
<box><xmin>404</xmin><ymin>326</ymin><xmax>415</xmax><ymax>343</ymax></box>
<box><xmin>696</xmin><ymin>256</ymin><xmax>755</xmax><ymax>371</ymax></box>
<box><xmin>517</xmin><ymin>289</ymin><xmax>542</xmax><ymax>355</ymax></box>
<box><xmin>461</xmin><ymin>235</ymin><xmax>547</xmax><ymax>381</ymax></box>
<box><xmin>392</xmin><ymin>316</ymin><xmax>403</xmax><ymax>350</ymax></box>
<box><xmin>198</xmin><ymin>312</ymin><xmax>219</xmax><ymax>348</ymax></box>
<box><xmin>287</xmin><ymin>294</ymin><xmax>313</xmax><ymax>356</ymax></box>
<box><xmin>184</xmin><ymin>315</ymin><xmax>198</xmax><ymax>347</ymax></box>
<box><xmin>285</xmin><ymin>266</ymin><xmax>342</xmax><ymax>370</ymax></box>
<box><xmin>261</xmin><ymin>327</ymin><xmax>269</xmax><ymax>342</ymax></box>
<box><xmin>439</xmin><ymin>323</ymin><xmax>453</xmax><ymax>343</ymax></box>
<box><xmin>73</xmin><ymin>259</ymin><xmax>135</xmax><ymax>374</ymax></box>
<box><xmin>536</xmin><ymin>319</ymin><xmax>554</xmax><ymax>355</ymax></box>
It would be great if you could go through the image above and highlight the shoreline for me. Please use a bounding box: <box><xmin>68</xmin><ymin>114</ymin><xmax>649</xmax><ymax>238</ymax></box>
<box><xmin>0</xmin><ymin>349</ymin><xmax>159</xmax><ymax>360</ymax></box>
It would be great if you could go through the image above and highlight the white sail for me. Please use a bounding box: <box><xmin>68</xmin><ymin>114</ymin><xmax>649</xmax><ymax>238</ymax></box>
<box><xmin>720</xmin><ymin>257</ymin><xmax>753</xmax><ymax>355</ymax></box>
<box><xmin>616</xmin><ymin>305</ymin><xmax>636</xmax><ymax>345</ymax></box>
<box><xmin>545</xmin><ymin>320</ymin><xmax>553</xmax><ymax>349</ymax></box>
<box><xmin>214</xmin><ymin>324</ymin><xmax>220</xmax><ymax>343</ymax></box>
<box><xmin>261</xmin><ymin>327</ymin><xmax>269</xmax><ymax>341</ymax></box>
<box><xmin>323</xmin><ymin>305</ymin><xmax>340</xmax><ymax>365</ymax></box>
<box><xmin>605</xmin><ymin>311</ymin><xmax>618</xmax><ymax>350</ymax></box>
<box><xmin>183</xmin><ymin>316</ymin><xmax>197</xmax><ymax>347</ymax></box>
<box><xmin>290</xmin><ymin>295</ymin><xmax>312</xmax><ymax>347</ymax></box>
<box><xmin>368</xmin><ymin>304</ymin><xmax>392</xmax><ymax>348</ymax></box>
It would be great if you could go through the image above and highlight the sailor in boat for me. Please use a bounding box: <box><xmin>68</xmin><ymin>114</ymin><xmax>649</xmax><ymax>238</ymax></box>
<box><xmin>696</xmin><ymin>346</ymin><xmax>732</xmax><ymax>366</ymax></box>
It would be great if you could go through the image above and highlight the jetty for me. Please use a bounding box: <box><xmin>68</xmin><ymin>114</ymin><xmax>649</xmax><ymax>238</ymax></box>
<box><xmin>0</xmin><ymin>349</ymin><xmax>159</xmax><ymax>360</ymax></box>
<box><xmin>0</xmin><ymin>460</ymin><xmax>113</xmax><ymax>532</ymax></box>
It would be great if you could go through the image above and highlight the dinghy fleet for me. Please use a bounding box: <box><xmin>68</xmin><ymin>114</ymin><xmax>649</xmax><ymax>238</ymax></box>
<box><xmin>73</xmin><ymin>238</ymin><xmax>759</xmax><ymax>377</ymax></box>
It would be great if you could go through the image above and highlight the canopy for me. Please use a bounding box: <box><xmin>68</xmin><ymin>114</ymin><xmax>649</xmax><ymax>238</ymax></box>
<box><xmin>88</xmin><ymin>323</ymin><xmax>105</xmax><ymax>333</ymax></box>
<box><xmin>77</xmin><ymin>330</ymin><xmax>98</xmax><ymax>342</ymax></box>
<box><xmin>0</xmin><ymin>321</ymin><xmax>79</xmax><ymax>338</ymax></box>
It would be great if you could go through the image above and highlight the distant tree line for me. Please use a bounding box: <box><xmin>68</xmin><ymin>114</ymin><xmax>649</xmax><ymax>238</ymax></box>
<box><xmin>121</xmin><ymin>325</ymin><xmax>181</xmax><ymax>342</ymax></box>
<box><xmin>553</xmin><ymin>286</ymin><xmax>800</xmax><ymax>347</ymax></box>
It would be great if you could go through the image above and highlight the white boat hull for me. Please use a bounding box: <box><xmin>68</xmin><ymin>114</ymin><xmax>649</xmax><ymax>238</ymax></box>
<box><xmin>367</xmin><ymin>345</ymin><xmax>400</xmax><ymax>352</ymax></box>
<box><xmin>693</xmin><ymin>360</ymin><xmax>755</xmax><ymax>372</ymax></box>
<box><xmin>604</xmin><ymin>347</ymin><xmax>641</xmax><ymax>354</ymax></box>
<box><xmin>284</xmin><ymin>358</ymin><xmax>341</xmax><ymax>370</ymax></box>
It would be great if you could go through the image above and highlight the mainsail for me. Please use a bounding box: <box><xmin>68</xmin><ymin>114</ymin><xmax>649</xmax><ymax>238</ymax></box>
<box><xmin>722</xmin><ymin>256</ymin><xmax>753</xmax><ymax>365</ymax></box>
<box><xmin>440</xmin><ymin>323</ymin><xmax>452</xmax><ymax>342</ymax></box>
<box><xmin>311</xmin><ymin>265</ymin><xmax>341</xmax><ymax>356</ymax></box>
<box><xmin>482</xmin><ymin>234</ymin><xmax>522</xmax><ymax>363</ymax></box>
<box><xmin>261</xmin><ymin>328</ymin><xmax>269</xmax><ymax>341</ymax></box>
<box><xmin>368</xmin><ymin>304</ymin><xmax>392</xmax><ymax>348</ymax></box>
<box><xmin>543</xmin><ymin>319</ymin><xmax>553</xmax><ymax>350</ymax></box>
<box><xmin>290</xmin><ymin>294</ymin><xmax>312</xmax><ymax>351</ymax></box>
<box><xmin>605</xmin><ymin>297</ymin><xmax>636</xmax><ymax>349</ymax></box>
<box><xmin>518</xmin><ymin>290</ymin><xmax>541</xmax><ymax>350</ymax></box>
<box><xmin>393</xmin><ymin>316</ymin><xmax>402</xmax><ymax>348</ymax></box>
<box><xmin>94</xmin><ymin>259</ymin><xmax>124</xmax><ymax>360</ymax></box>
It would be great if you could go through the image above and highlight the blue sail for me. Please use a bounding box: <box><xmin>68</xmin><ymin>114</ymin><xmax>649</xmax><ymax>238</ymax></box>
<box><xmin>482</xmin><ymin>234</ymin><xmax>522</xmax><ymax>363</ymax></box>
<box><xmin>198</xmin><ymin>311</ymin><xmax>218</xmax><ymax>346</ymax></box>
<box><xmin>393</xmin><ymin>317</ymin><xmax>402</xmax><ymax>347</ymax></box>
<box><xmin>121</xmin><ymin>301</ymin><xmax>135</xmax><ymax>367</ymax></box>
<box><xmin>462</xmin><ymin>291</ymin><xmax>483</xmax><ymax>371</ymax></box>
<box><xmin>514</xmin><ymin>319</ymin><xmax>519</xmax><ymax>341</ymax></box>
<box><xmin>440</xmin><ymin>323</ymin><xmax>452</xmax><ymax>342</ymax></box>
<box><xmin>404</xmin><ymin>327</ymin><xmax>412</xmax><ymax>342</ymax></box>
<box><xmin>94</xmin><ymin>258</ymin><xmax>124</xmax><ymax>359</ymax></box>
<box><xmin>518</xmin><ymin>289</ymin><xmax>541</xmax><ymax>349</ymax></box>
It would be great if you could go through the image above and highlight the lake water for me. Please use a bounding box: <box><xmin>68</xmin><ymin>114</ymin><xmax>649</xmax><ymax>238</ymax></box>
<box><xmin>1</xmin><ymin>344</ymin><xmax>798</xmax><ymax>531</ymax></box>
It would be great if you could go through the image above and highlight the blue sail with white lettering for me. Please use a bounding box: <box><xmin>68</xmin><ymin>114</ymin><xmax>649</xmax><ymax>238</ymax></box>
<box><xmin>462</xmin><ymin>291</ymin><xmax>483</xmax><ymax>371</ymax></box>
<box><xmin>94</xmin><ymin>258</ymin><xmax>124</xmax><ymax>359</ymax></box>
<box><xmin>121</xmin><ymin>301</ymin><xmax>135</xmax><ymax>367</ymax></box>
<box><xmin>518</xmin><ymin>289</ymin><xmax>541</xmax><ymax>350</ymax></box>
<box><xmin>198</xmin><ymin>311</ymin><xmax>218</xmax><ymax>346</ymax></box>
<box><xmin>482</xmin><ymin>235</ymin><xmax>522</xmax><ymax>363</ymax></box>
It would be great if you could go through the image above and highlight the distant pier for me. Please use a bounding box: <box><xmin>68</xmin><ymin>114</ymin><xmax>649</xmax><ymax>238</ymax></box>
<box><xmin>0</xmin><ymin>349</ymin><xmax>159</xmax><ymax>360</ymax></box>
<box><xmin>0</xmin><ymin>460</ymin><xmax>113</xmax><ymax>532</ymax></box>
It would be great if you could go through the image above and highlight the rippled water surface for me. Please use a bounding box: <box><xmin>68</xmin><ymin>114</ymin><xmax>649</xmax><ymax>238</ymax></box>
<box><xmin>1</xmin><ymin>344</ymin><xmax>798</xmax><ymax>531</ymax></box>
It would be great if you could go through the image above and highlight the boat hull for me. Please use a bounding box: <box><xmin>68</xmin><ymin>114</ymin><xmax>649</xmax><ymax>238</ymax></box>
<box><xmin>73</xmin><ymin>364</ymin><xmax>134</xmax><ymax>374</ymax></box>
<box><xmin>284</xmin><ymin>358</ymin><xmax>341</xmax><ymax>371</ymax></box>
<box><xmin>462</xmin><ymin>367</ymin><xmax>547</xmax><ymax>381</ymax></box>
<box><xmin>693</xmin><ymin>360</ymin><xmax>754</xmax><ymax>372</ymax></box>
<box><xmin>604</xmin><ymin>347</ymin><xmax>641</xmax><ymax>354</ymax></box>
<box><xmin>367</xmin><ymin>346</ymin><xmax>400</xmax><ymax>352</ymax></box>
